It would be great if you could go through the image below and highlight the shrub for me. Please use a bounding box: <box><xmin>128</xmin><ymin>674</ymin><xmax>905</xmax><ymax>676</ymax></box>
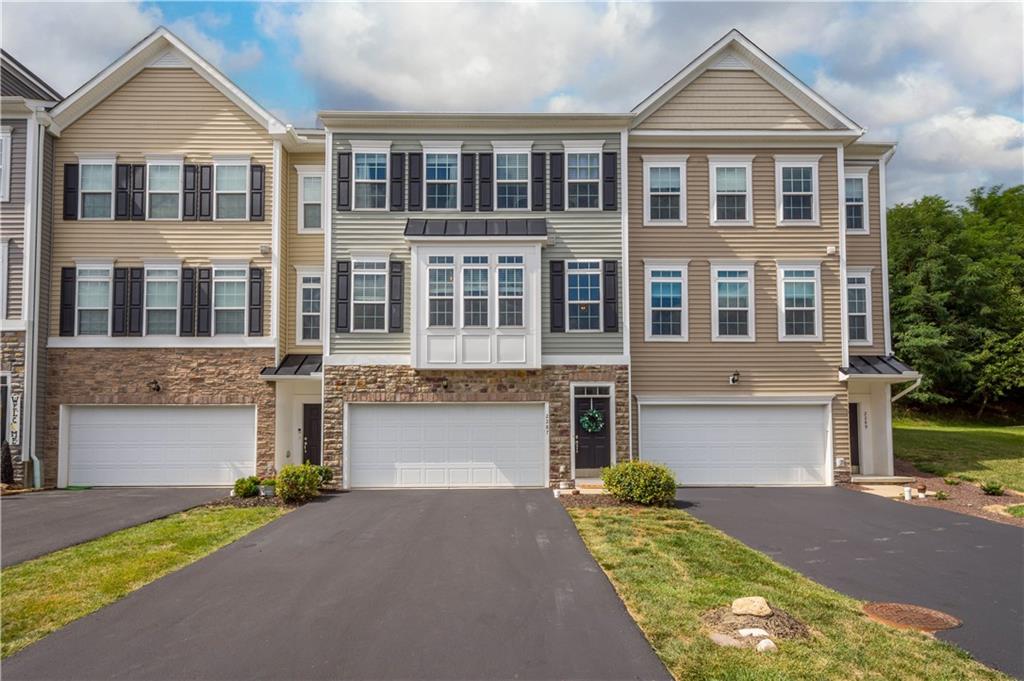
<box><xmin>601</xmin><ymin>461</ymin><xmax>677</xmax><ymax>506</ymax></box>
<box><xmin>934</xmin><ymin>491</ymin><xmax>950</xmax><ymax>501</ymax></box>
<box><xmin>259</xmin><ymin>478</ymin><xmax>276</xmax><ymax>487</ymax></box>
<box><xmin>943</xmin><ymin>476</ymin><xmax>961</xmax><ymax>486</ymax></box>
<box><xmin>981</xmin><ymin>481</ymin><xmax>1004</xmax><ymax>496</ymax></box>
<box><xmin>276</xmin><ymin>464</ymin><xmax>322</xmax><ymax>503</ymax></box>
<box><xmin>233</xmin><ymin>476</ymin><xmax>260</xmax><ymax>498</ymax></box>
<box><xmin>311</xmin><ymin>465</ymin><xmax>334</xmax><ymax>488</ymax></box>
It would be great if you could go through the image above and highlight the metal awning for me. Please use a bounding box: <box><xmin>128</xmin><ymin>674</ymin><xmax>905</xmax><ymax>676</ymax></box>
<box><xmin>840</xmin><ymin>354</ymin><xmax>919</xmax><ymax>381</ymax></box>
<box><xmin>260</xmin><ymin>354</ymin><xmax>322</xmax><ymax>380</ymax></box>
<box><xmin>404</xmin><ymin>218</ymin><xmax>548</xmax><ymax>239</ymax></box>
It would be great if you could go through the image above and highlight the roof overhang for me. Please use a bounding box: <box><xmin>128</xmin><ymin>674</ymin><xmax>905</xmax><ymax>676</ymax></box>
<box><xmin>846</xmin><ymin>140</ymin><xmax>898</xmax><ymax>162</ymax></box>
<box><xmin>0</xmin><ymin>97</ymin><xmax>56</xmax><ymax>117</ymax></box>
<box><xmin>319</xmin><ymin>111</ymin><xmax>634</xmax><ymax>135</ymax></box>
<box><xmin>260</xmin><ymin>353</ymin><xmax>323</xmax><ymax>380</ymax></box>
<box><xmin>405</xmin><ymin>218</ymin><xmax>549</xmax><ymax>242</ymax></box>
<box><xmin>840</xmin><ymin>355</ymin><xmax>920</xmax><ymax>383</ymax></box>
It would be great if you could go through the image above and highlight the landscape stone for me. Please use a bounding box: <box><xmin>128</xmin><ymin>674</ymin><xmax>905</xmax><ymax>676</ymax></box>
<box><xmin>756</xmin><ymin>639</ymin><xmax>778</xmax><ymax>653</ymax></box>
<box><xmin>709</xmin><ymin>633</ymin><xmax>744</xmax><ymax>648</ymax></box>
<box><xmin>737</xmin><ymin>627</ymin><xmax>770</xmax><ymax>638</ymax></box>
<box><xmin>731</xmin><ymin>596</ymin><xmax>772</xmax><ymax>617</ymax></box>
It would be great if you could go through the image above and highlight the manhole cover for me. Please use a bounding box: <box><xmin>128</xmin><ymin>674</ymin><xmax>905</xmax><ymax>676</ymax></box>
<box><xmin>863</xmin><ymin>602</ymin><xmax>961</xmax><ymax>632</ymax></box>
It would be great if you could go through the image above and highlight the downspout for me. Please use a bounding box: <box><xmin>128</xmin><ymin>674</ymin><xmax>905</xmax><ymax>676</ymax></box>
<box><xmin>891</xmin><ymin>376</ymin><xmax>921</xmax><ymax>403</ymax></box>
<box><xmin>23</xmin><ymin>115</ymin><xmax>44</xmax><ymax>487</ymax></box>
<box><xmin>620</xmin><ymin>128</ymin><xmax>632</xmax><ymax>461</ymax></box>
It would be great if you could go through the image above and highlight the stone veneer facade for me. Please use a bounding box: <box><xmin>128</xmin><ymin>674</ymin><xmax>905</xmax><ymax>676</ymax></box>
<box><xmin>322</xmin><ymin>364</ymin><xmax>630</xmax><ymax>487</ymax></box>
<box><xmin>1</xmin><ymin>331</ymin><xmax>27</xmax><ymax>483</ymax></box>
<box><xmin>41</xmin><ymin>348</ymin><xmax>277</xmax><ymax>486</ymax></box>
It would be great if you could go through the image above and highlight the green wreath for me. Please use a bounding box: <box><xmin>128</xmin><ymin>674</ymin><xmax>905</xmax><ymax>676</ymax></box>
<box><xmin>579</xmin><ymin>407</ymin><xmax>605</xmax><ymax>434</ymax></box>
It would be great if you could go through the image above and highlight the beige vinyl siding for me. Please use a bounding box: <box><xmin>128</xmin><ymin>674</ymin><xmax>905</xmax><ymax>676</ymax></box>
<box><xmin>48</xmin><ymin>67</ymin><xmax>274</xmax><ymax>336</ymax></box>
<box><xmin>283</xmin><ymin>150</ymin><xmax>326</xmax><ymax>354</ymax></box>
<box><xmin>637</xmin><ymin>70</ymin><xmax>825</xmax><ymax>131</ymax></box>
<box><xmin>845</xmin><ymin>164</ymin><xmax>886</xmax><ymax>354</ymax></box>
<box><xmin>628</xmin><ymin>146</ymin><xmax>848</xmax><ymax>456</ymax></box>
<box><xmin>1</xmin><ymin>118</ymin><xmax>27</xmax><ymax>318</ymax></box>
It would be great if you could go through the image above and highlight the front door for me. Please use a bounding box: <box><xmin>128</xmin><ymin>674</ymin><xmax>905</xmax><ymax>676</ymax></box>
<box><xmin>575</xmin><ymin>394</ymin><xmax>611</xmax><ymax>471</ymax></box>
<box><xmin>849</xmin><ymin>403</ymin><xmax>861</xmax><ymax>469</ymax></box>
<box><xmin>302</xmin><ymin>404</ymin><xmax>322</xmax><ymax>466</ymax></box>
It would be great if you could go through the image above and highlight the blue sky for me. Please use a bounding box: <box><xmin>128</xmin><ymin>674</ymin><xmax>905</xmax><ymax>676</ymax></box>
<box><xmin>4</xmin><ymin>1</ymin><xmax>1022</xmax><ymax>205</ymax></box>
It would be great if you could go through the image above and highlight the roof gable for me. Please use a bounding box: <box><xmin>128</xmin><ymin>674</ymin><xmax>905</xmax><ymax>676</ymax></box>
<box><xmin>0</xmin><ymin>49</ymin><xmax>62</xmax><ymax>102</ymax></box>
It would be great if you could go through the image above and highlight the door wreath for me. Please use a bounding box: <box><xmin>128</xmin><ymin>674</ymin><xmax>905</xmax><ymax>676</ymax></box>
<box><xmin>579</xmin><ymin>407</ymin><xmax>605</xmax><ymax>434</ymax></box>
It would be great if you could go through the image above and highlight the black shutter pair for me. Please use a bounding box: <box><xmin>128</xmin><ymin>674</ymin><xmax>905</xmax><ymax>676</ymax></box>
<box><xmin>549</xmin><ymin>260</ymin><xmax>618</xmax><ymax>333</ymax></box>
<box><xmin>335</xmin><ymin>259</ymin><xmax>404</xmax><ymax>333</ymax></box>
<box><xmin>111</xmin><ymin>268</ymin><xmax>144</xmax><ymax>336</ymax></box>
<box><xmin>191</xmin><ymin>267</ymin><xmax>264</xmax><ymax>336</ymax></box>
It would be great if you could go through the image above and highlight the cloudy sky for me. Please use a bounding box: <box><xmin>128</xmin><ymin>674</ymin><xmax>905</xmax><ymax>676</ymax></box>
<box><xmin>3</xmin><ymin>1</ymin><xmax>1021</xmax><ymax>205</ymax></box>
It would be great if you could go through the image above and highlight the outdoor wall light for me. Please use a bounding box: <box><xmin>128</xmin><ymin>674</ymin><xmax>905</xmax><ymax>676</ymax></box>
<box><xmin>729</xmin><ymin>371</ymin><xmax>741</xmax><ymax>385</ymax></box>
<box><xmin>147</xmin><ymin>380</ymin><xmax>162</xmax><ymax>393</ymax></box>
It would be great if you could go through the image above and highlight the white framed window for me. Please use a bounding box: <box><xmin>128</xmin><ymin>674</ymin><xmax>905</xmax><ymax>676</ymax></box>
<box><xmin>642</xmin><ymin>155</ymin><xmax>687</xmax><ymax>226</ymax></box>
<box><xmin>351</xmin><ymin>258</ymin><xmax>388</xmax><ymax>332</ymax></box>
<box><xmin>777</xmin><ymin>262</ymin><xmax>822</xmax><ymax>341</ymax></box>
<box><xmin>0</xmin><ymin>239</ymin><xmax>7</xmax><ymax>319</ymax></box>
<box><xmin>296</xmin><ymin>267</ymin><xmax>323</xmax><ymax>344</ymax></box>
<box><xmin>76</xmin><ymin>264</ymin><xmax>112</xmax><ymax>335</ymax></box>
<box><xmin>423</xmin><ymin>143</ymin><xmax>461</xmax><ymax>210</ymax></box>
<box><xmin>493</xmin><ymin>144</ymin><xmax>530</xmax><ymax>210</ymax></box>
<box><xmin>845</xmin><ymin>168</ymin><xmax>870</xmax><ymax>233</ymax></box>
<box><xmin>462</xmin><ymin>255</ymin><xmax>489</xmax><ymax>328</ymax></box>
<box><xmin>644</xmin><ymin>260</ymin><xmax>688</xmax><ymax>342</ymax></box>
<box><xmin>297</xmin><ymin>165</ymin><xmax>325</xmax><ymax>230</ymax></box>
<box><xmin>847</xmin><ymin>267</ymin><xmax>873</xmax><ymax>345</ymax></box>
<box><xmin>497</xmin><ymin>255</ymin><xmax>525</xmax><ymax>327</ymax></box>
<box><xmin>213</xmin><ymin>265</ymin><xmax>247</xmax><ymax>335</ymax></box>
<box><xmin>352</xmin><ymin>144</ymin><xmax>389</xmax><ymax>211</ymax></box>
<box><xmin>775</xmin><ymin>155</ymin><xmax>820</xmax><ymax>226</ymax></box>
<box><xmin>566</xmin><ymin>260</ymin><xmax>602</xmax><ymax>331</ymax></box>
<box><xmin>709</xmin><ymin>155</ymin><xmax>753</xmax><ymax>226</ymax></box>
<box><xmin>146</xmin><ymin>156</ymin><xmax>183</xmax><ymax>220</ymax></box>
<box><xmin>427</xmin><ymin>255</ymin><xmax>455</xmax><ymax>328</ymax></box>
<box><xmin>213</xmin><ymin>157</ymin><xmax>249</xmax><ymax>220</ymax></box>
<box><xmin>144</xmin><ymin>265</ymin><xmax>179</xmax><ymax>335</ymax></box>
<box><xmin>0</xmin><ymin>126</ymin><xmax>11</xmax><ymax>203</ymax></box>
<box><xmin>711</xmin><ymin>262</ymin><xmax>755</xmax><ymax>341</ymax></box>
<box><xmin>78</xmin><ymin>155</ymin><xmax>116</xmax><ymax>220</ymax></box>
<box><xmin>564</xmin><ymin>144</ymin><xmax>602</xmax><ymax>210</ymax></box>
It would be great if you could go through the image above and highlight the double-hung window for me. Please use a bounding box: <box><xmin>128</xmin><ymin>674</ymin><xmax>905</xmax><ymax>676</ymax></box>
<box><xmin>76</xmin><ymin>265</ymin><xmax>112</xmax><ymax>335</ymax></box>
<box><xmin>0</xmin><ymin>126</ymin><xmax>10</xmax><ymax>202</ymax></box>
<box><xmin>711</xmin><ymin>263</ymin><xmax>755</xmax><ymax>341</ymax></box>
<box><xmin>644</xmin><ymin>261</ymin><xmax>688</xmax><ymax>341</ymax></box>
<box><xmin>144</xmin><ymin>266</ymin><xmax>179</xmax><ymax>335</ymax></box>
<box><xmin>494</xmin><ymin>146</ymin><xmax>530</xmax><ymax>210</ymax></box>
<box><xmin>845</xmin><ymin>169</ymin><xmax>869</xmax><ymax>232</ymax></box>
<box><xmin>352</xmin><ymin>259</ymin><xmax>388</xmax><ymax>331</ymax></box>
<box><xmin>213</xmin><ymin>266</ymin><xmax>247</xmax><ymax>335</ymax></box>
<box><xmin>214</xmin><ymin>159</ymin><xmax>249</xmax><ymax>220</ymax></box>
<box><xmin>775</xmin><ymin>155</ymin><xmax>820</xmax><ymax>225</ymax></box>
<box><xmin>565</xmin><ymin>145</ymin><xmax>601</xmax><ymax>210</ymax></box>
<box><xmin>642</xmin><ymin>156</ymin><xmax>687</xmax><ymax>226</ymax></box>
<box><xmin>424</xmin><ymin>145</ymin><xmax>460</xmax><ymax>210</ymax></box>
<box><xmin>352</xmin><ymin>147</ymin><xmax>388</xmax><ymax>210</ymax></box>
<box><xmin>709</xmin><ymin>155</ymin><xmax>753</xmax><ymax>225</ymax></box>
<box><xmin>297</xmin><ymin>166</ymin><xmax>325</xmax><ymax>229</ymax></box>
<box><xmin>778</xmin><ymin>263</ymin><xmax>822</xmax><ymax>341</ymax></box>
<box><xmin>297</xmin><ymin>269</ymin><xmax>322</xmax><ymax>343</ymax></box>
<box><xmin>79</xmin><ymin>157</ymin><xmax>115</xmax><ymax>219</ymax></box>
<box><xmin>462</xmin><ymin>256</ymin><xmax>489</xmax><ymax>327</ymax></box>
<box><xmin>566</xmin><ymin>261</ymin><xmax>602</xmax><ymax>331</ymax></box>
<box><xmin>847</xmin><ymin>268</ymin><xmax>872</xmax><ymax>345</ymax></box>
<box><xmin>497</xmin><ymin>255</ymin><xmax>524</xmax><ymax>327</ymax></box>
<box><xmin>427</xmin><ymin>256</ymin><xmax>455</xmax><ymax>327</ymax></box>
<box><xmin>146</xmin><ymin>158</ymin><xmax>182</xmax><ymax>220</ymax></box>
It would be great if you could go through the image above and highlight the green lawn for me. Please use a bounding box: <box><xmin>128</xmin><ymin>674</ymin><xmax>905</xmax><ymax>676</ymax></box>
<box><xmin>1</xmin><ymin>505</ymin><xmax>286</xmax><ymax>659</ymax></box>
<box><xmin>893</xmin><ymin>414</ymin><xmax>1024</xmax><ymax>491</ymax></box>
<box><xmin>568</xmin><ymin>506</ymin><xmax>1007</xmax><ymax>681</ymax></box>
<box><xmin>1006</xmin><ymin>505</ymin><xmax>1024</xmax><ymax>518</ymax></box>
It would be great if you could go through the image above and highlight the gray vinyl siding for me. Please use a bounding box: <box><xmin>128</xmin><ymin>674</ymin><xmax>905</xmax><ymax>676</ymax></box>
<box><xmin>330</xmin><ymin>133</ymin><xmax>624</xmax><ymax>357</ymax></box>
<box><xmin>1</xmin><ymin>118</ymin><xmax>26</xmax><ymax>319</ymax></box>
<box><xmin>0</xmin><ymin>63</ymin><xmax>57</xmax><ymax>100</ymax></box>
<box><xmin>33</xmin><ymin>133</ymin><xmax>55</xmax><ymax>457</ymax></box>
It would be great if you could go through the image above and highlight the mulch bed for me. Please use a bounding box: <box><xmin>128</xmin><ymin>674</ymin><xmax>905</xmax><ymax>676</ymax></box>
<box><xmin>558</xmin><ymin>492</ymin><xmax>645</xmax><ymax>509</ymax></box>
<box><xmin>207</xmin><ymin>495</ymin><xmax>295</xmax><ymax>509</ymax></box>
<box><xmin>702</xmin><ymin>604</ymin><xmax>811</xmax><ymax>641</ymax></box>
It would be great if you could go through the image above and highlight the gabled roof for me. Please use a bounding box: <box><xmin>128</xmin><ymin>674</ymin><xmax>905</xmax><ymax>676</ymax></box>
<box><xmin>0</xmin><ymin>49</ymin><xmax>62</xmax><ymax>103</ymax></box>
<box><xmin>48</xmin><ymin>26</ymin><xmax>284</xmax><ymax>134</ymax></box>
<box><xmin>631</xmin><ymin>29</ymin><xmax>863</xmax><ymax>133</ymax></box>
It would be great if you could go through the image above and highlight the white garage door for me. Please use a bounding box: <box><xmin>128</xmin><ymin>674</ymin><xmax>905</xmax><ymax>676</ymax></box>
<box><xmin>67</xmin><ymin>406</ymin><xmax>256</xmax><ymax>486</ymax></box>
<box><xmin>640</xmin><ymin>403</ymin><xmax>828</xmax><ymax>486</ymax></box>
<box><xmin>347</xmin><ymin>403</ymin><xmax>547</xmax><ymax>488</ymax></box>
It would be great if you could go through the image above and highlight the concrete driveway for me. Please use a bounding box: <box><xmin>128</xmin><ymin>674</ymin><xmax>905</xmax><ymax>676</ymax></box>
<box><xmin>1</xmin><ymin>487</ymin><xmax>227</xmax><ymax>567</ymax></box>
<box><xmin>679</xmin><ymin>487</ymin><xmax>1024</xmax><ymax>679</ymax></box>
<box><xmin>3</xmin><ymin>490</ymin><xmax>670</xmax><ymax>681</ymax></box>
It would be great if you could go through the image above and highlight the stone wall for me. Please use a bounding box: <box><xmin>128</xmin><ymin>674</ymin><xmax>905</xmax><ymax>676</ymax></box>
<box><xmin>41</xmin><ymin>347</ymin><xmax>276</xmax><ymax>486</ymax></box>
<box><xmin>1</xmin><ymin>331</ymin><xmax>26</xmax><ymax>483</ymax></box>
<box><xmin>323</xmin><ymin>364</ymin><xmax>630</xmax><ymax>487</ymax></box>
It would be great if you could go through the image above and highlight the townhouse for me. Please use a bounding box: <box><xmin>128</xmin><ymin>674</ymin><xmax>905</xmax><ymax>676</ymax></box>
<box><xmin>2</xmin><ymin>27</ymin><xmax>916</xmax><ymax>490</ymax></box>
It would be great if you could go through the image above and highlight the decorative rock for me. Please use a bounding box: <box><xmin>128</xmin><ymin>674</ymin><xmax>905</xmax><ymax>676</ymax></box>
<box><xmin>737</xmin><ymin>627</ymin><xmax>770</xmax><ymax>638</ymax></box>
<box><xmin>755</xmin><ymin>639</ymin><xmax>778</xmax><ymax>653</ymax></box>
<box><xmin>709</xmin><ymin>633</ymin><xmax>744</xmax><ymax>648</ymax></box>
<box><xmin>731</xmin><ymin>596</ymin><xmax>772</xmax><ymax>617</ymax></box>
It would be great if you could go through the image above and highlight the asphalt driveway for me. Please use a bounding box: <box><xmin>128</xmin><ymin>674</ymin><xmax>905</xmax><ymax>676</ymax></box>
<box><xmin>4</xmin><ymin>490</ymin><xmax>670</xmax><ymax>681</ymax></box>
<box><xmin>679</xmin><ymin>487</ymin><xmax>1024</xmax><ymax>679</ymax></box>
<box><xmin>1</xmin><ymin>487</ymin><xmax>227</xmax><ymax>567</ymax></box>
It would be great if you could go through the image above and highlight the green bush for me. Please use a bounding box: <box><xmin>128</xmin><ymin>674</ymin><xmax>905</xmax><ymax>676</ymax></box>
<box><xmin>311</xmin><ymin>465</ymin><xmax>334</xmax><ymax>488</ymax></box>
<box><xmin>981</xmin><ymin>481</ymin><xmax>1004</xmax><ymax>496</ymax></box>
<box><xmin>943</xmin><ymin>476</ymin><xmax>961</xmax><ymax>486</ymax></box>
<box><xmin>233</xmin><ymin>476</ymin><xmax>260</xmax><ymax>498</ymax></box>
<box><xmin>259</xmin><ymin>478</ymin><xmax>276</xmax><ymax>487</ymax></box>
<box><xmin>934</xmin><ymin>491</ymin><xmax>950</xmax><ymax>501</ymax></box>
<box><xmin>601</xmin><ymin>461</ymin><xmax>677</xmax><ymax>506</ymax></box>
<box><xmin>276</xmin><ymin>464</ymin><xmax>322</xmax><ymax>503</ymax></box>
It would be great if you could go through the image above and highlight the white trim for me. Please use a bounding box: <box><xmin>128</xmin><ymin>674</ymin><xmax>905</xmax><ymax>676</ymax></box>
<box><xmin>635</xmin><ymin>393</ymin><xmax>834</xmax><ymax>406</ymax></box>
<box><xmin>212</xmin><ymin>265</ymin><xmax>249</xmax><ymax>336</ymax></box>
<box><xmin>142</xmin><ymin>263</ymin><xmax>181</xmax><ymax>336</ymax></box>
<box><xmin>422</xmin><ymin>142</ymin><xmax>463</xmax><ymax>211</ymax></box>
<box><xmin>570</xmin><ymin>381</ymin><xmax>616</xmax><ymax>479</ymax></box>
<box><xmin>270</xmin><ymin>139</ymin><xmax>282</xmax><ymax>361</ymax></box>
<box><xmin>879</xmin><ymin>156</ymin><xmax>894</xmax><ymax>355</ymax></box>
<box><xmin>77</xmin><ymin>156</ymin><xmax>116</xmax><ymax>221</ymax></box>
<box><xmin>710</xmin><ymin>261</ymin><xmax>756</xmax><ymax>342</ymax></box>
<box><xmin>213</xmin><ymin>158</ymin><xmax>250</xmax><ymax>221</ymax></box>
<box><xmin>145</xmin><ymin>157</ymin><xmax>183</xmax><ymax>221</ymax></box>
<box><xmin>620</xmin><ymin>128</ymin><xmax>633</xmax><ymax>461</ymax></box>
<box><xmin>491</xmin><ymin>143</ymin><xmax>532</xmax><ymax>211</ymax></box>
<box><xmin>565</xmin><ymin>260</ymin><xmax>603</xmax><ymax>333</ymax></box>
<box><xmin>323</xmin><ymin>353</ymin><xmax>410</xmax><ymax>366</ymax></box>
<box><xmin>844</xmin><ymin>167</ymin><xmax>870</xmax><ymax>234</ymax></box>
<box><xmin>48</xmin><ymin>335</ymin><xmax>276</xmax><ymax>349</ymax></box>
<box><xmin>643</xmin><ymin>259</ymin><xmax>689</xmax><ymax>342</ymax></box>
<box><xmin>563</xmin><ymin>143</ymin><xmax>603</xmax><ymax>211</ymax></box>
<box><xmin>0</xmin><ymin>126</ymin><xmax>11</xmax><ymax>202</ymax></box>
<box><xmin>0</xmin><ymin>320</ymin><xmax>27</xmax><ymax>332</ymax></box>
<box><xmin>642</xmin><ymin>155</ymin><xmax>687</xmax><ymax>226</ymax></box>
<box><xmin>774</xmin><ymin>154</ymin><xmax>820</xmax><ymax>226</ymax></box>
<box><xmin>708</xmin><ymin>155</ymin><xmax>753</xmax><ymax>226</ymax></box>
<box><xmin>22</xmin><ymin>117</ymin><xmax>43</xmax><ymax>476</ymax></box>
<box><xmin>0</xmin><ymin>239</ymin><xmax>7</xmax><ymax>319</ymax></box>
<box><xmin>840</xmin><ymin>371</ymin><xmax>921</xmax><ymax>383</ymax></box>
<box><xmin>630</xmin><ymin>129</ymin><xmax>861</xmax><ymax>138</ymax></box>
<box><xmin>351</xmin><ymin>143</ymin><xmax>391</xmax><ymax>212</ymax></box>
<box><xmin>295</xmin><ymin>266</ymin><xmax>324</xmax><ymax>347</ymax></box>
<box><xmin>296</xmin><ymin>164</ymin><xmax>325</xmax><ymax>232</ymax></box>
<box><xmin>837</xmin><ymin>145</ymin><xmax>849</xmax><ymax>368</ymax></box>
<box><xmin>847</xmin><ymin>266</ymin><xmax>873</xmax><ymax>347</ymax></box>
<box><xmin>350</xmin><ymin>256</ymin><xmax>390</xmax><ymax>333</ymax></box>
<box><xmin>776</xmin><ymin>261</ymin><xmax>823</xmax><ymax>342</ymax></box>
<box><xmin>541</xmin><ymin>354</ymin><xmax>628</xmax><ymax>366</ymax></box>
<box><xmin>74</xmin><ymin>263</ymin><xmax>113</xmax><ymax>336</ymax></box>
<box><xmin>323</xmin><ymin>131</ymin><xmax>333</xmax><ymax>362</ymax></box>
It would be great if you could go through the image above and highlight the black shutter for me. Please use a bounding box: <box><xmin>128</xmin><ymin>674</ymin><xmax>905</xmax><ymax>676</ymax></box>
<box><xmin>196</xmin><ymin>268</ymin><xmax>212</xmax><ymax>336</ymax></box>
<box><xmin>62</xmin><ymin>164</ymin><xmax>78</xmax><ymax>220</ymax></box>
<box><xmin>198</xmin><ymin>165</ymin><xmax>213</xmax><ymax>221</ymax></box>
<box><xmin>248</xmin><ymin>267</ymin><xmax>264</xmax><ymax>336</ymax></box>
<box><xmin>182</xmin><ymin>165</ymin><xmax>198</xmax><ymax>220</ymax></box>
<box><xmin>407</xmin><ymin>152</ymin><xmax>422</xmax><ymax>211</ymax></box>
<box><xmin>549</xmin><ymin>152</ymin><xmax>564</xmax><ymax>211</ymax></box>
<box><xmin>531</xmin><ymin>152</ymin><xmax>546</xmax><ymax>211</ymax></box>
<box><xmin>602</xmin><ymin>152</ymin><xmax>618</xmax><ymax>211</ymax></box>
<box><xmin>128</xmin><ymin>267</ymin><xmax>144</xmax><ymax>335</ymax></box>
<box><xmin>59</xmin><ymin>267</ymin><xmax>76</xmax><ymax>335</ymax></box>
<box><xmin>336</xmin><ymin>152</ymin><xmax>351</xmax><ymax>211</ymax></box>
<box><xmin>111</xmin><ymin>268</ymin><xmax>128</xmax><ymax>336</ymax></box>
<box><xmin>602</xmin><ymin>260</ymin><xmax>618</xmax><ymax>332</ymax></box>
<box><xmin>461</xmin><ymin>153</ymin><xmax>476</xmax><ymax>212</ymax></box>
<box><xmin>335</xmin><ymin>260</ymin><xmax>351</xmax><ymax>332</ymax></box>
<box><xmin>249</xmin><ymin>164</ymin><xmax>265</xmax><ymax>221</ymax></box>
<box><xmin>115</xmin><ymin>164</ymin><xmax>132</xmax><ymax>220</ymax></box>
<box><xmin>478</xmin><ymin>152</ymin><xmax>493</xmax><ymax>212</ymax></box>
<box><xmin>550</xmin><ymin>260</ymin><xmax>566</xmax><ymax>332</ymax></box>
<box><xmin>179</xmin><ymin>268</ymin><xmax>196</xmax><ymax>336</ymax></box>
<box><xmin>389</xmin><ymin>260</ymin><xmax>404</xmax><ymax>332</ymax></box>
<box><xmin>389</xmin><ymin>152</ymin><xmax>405</xmax><ymax>211</ymax></box>
<box><xmin>131</xmin><ymin>164</ymin><xmax>146</xmax><ymax>220</ymax></box>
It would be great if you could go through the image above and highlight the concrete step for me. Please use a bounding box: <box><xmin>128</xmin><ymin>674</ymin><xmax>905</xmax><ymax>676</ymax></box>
<box><xmin>851</xmin><ymin>475</ymin><xmax>915</xmax><ymax>484</ymax></box>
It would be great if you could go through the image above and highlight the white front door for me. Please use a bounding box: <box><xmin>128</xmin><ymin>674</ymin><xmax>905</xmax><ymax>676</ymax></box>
<box><xmin>66</xmin><ymin>405</ymin><xmax>256</xmax><ymax>486</ymax></box>
<box><xmin>640</xmin><ymin>403</ymin><xmax>829</xmax><ymax>486</ymax></box>
<box><xmin>347</xmin><ymin>403</ymin><xmax>547</xmax><ymax>488</ymax></box>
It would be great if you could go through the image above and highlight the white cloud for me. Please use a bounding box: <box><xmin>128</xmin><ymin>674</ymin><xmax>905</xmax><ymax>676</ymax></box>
<box><xmin>901</xmin><ymin>108</ymin><xmax>1024</xmax><ymax>172</ymax></box>
<box><xmin>814</xmin><ymin>69</ymin><xmax>960</xmax><ymax>128</ymax></box>
<box><xmin>168</xmin><ymin>18</ymin><xmax>263</xmax><ymax>72</ymax></box>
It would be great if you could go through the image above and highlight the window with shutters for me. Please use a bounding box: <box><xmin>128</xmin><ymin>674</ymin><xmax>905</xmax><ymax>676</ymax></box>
<box><xmin>777</xmin><ymin>263</ymin><xmax>822</xmax><ymax>341</ymax></box>
<box><xmin>711</xmin><ymin>263</ymin><xmax>755</xmax><ymax>341</ymax></box>
<box><xmin>296</xmin><ymin>267</ymin><xmax>322</xmax><ymax>344</ymax></box>
<box><xmin>567</xmin><ymin>261</ymin><xmax>602</xmax><ymax>331</ymax></box>
<box><xmin>424</xmin><ymin>149</ymin><xmax>460</xmax><ymax>210</ymax></box>
<box><xmin>352</xmin><ymin>151</ymin><xmax>388</xmax><ymax>210</ymax></box>
<box><xmin>644</xmin><ymin>261</ymin><xmax>688</xmax><ymax>341</ymax></box>
<box><xmin>642</xmin><ymin>156</ymin><xmax>687</xmax><ymax>226</ymax></box>
<box><xmin>144</xmin><ymin>266</ymin><xmax>179</xmax><ymax>335</ymax></box>
<box><xmin>213</xmin><ymin>159</ymin><xmax>249</xmax><ymax>220</ymax></box>
<box><xmin>564</xmin><ymin>146</ymin><xmax>601</xmax><ymax>210</ymax></box>
<box><xmin>76</xmin><ymin>265</ymin><xmax>112</xmax><ymax>335</ymax></box>
<box><xmin>427</xmin><ymin>256</ymin><xmax>454</xmax><ymax>328</ymax></box>
<box><xmin>845</xmin><ymin>169</ymin><xmax>869</xmax><ymax>232</ymax></box>
<box><xmin>709</xmin><ymin>156</ymin><xmax>753</xmax><ymax>226</ymax></box>
<box><xmin>494</xmin><ymin>147</ymin><xmax>530</xmax><ymax>210</ymax></box>
<box><xmin>847</xmin><ymin>268</ymin><xmax>872</xmax><ymax>345</ymax></box>
<box><xmin>351</xmin><ymin>259</ymin><xmax>388</xmax><ymax>332</ymax></box>
<box><xmin>79</xmin><ymin>157</ymin><xmax>116</xmax><ymax>220</ymax></box>
<box><xmin>0</xmin><ymin>126</ymin><xmax>10</xmax><ymax>203</ymax></box>
<box><xmin>775</xmin><ymin>155</ymin><xmax>820</xmax><ymax>225</ymax></box>
<box><xmin>213</xmin><ymin>266</ymin><xmax>247</xmax><ymax>334</ymax></box>
<box><xmin>146</xmin><ymin>158</ymin><xmax>183</xmax><ymax>220</ymax></box>
<box><xmin>297</xmin><ymin>166</ymin><xmax>325</xmax><ymax>230</ymax></box>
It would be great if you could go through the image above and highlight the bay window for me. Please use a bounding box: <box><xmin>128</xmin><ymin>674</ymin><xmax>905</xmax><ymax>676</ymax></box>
<box><xmin>775</xmin><ymin>155</ymin><xmax>820</xmax><ymax>225</ymax></box>
<box><xmin>497</xmin><ymin>255</ymin><xmax>524</xmax><ymax>327</ymax></box>
<box><xmin>79</xmin><ymin>158</ymin><xmax>115</xmax><ymax>219</ymax></box>
<box><xmin>712</xmin><ymin>263</ymin><xmax>755</xmax><ymax>341</ymax></box>
<box><xmin>213</xmin><ymin>266</ymin><xmax>247</xmax><ymax>334</ymax></box>
<box><xmin>462</xmin><ymin>256</ymin><xmax>489</xmax><ymax>327</ymax></box>
<box><xmin>352</xmin><ymin>259</ymin><xmax>388</xmax><ymax>331</ymax></box>
<box><xmin>709</xmin><ymin>156</ymin><xmax>753</xmax><ymax>225</ymax></box>
<box><xmin>144</xmin><ymin>267</ymin><xmax>179</xmax><ymax>335</ymax></box>
<box><xmin>427</xmin><ymin>256</ymin><xmax>454</xmax><ymax>327</ymax></box>
<box><xmin>214</xmin><ymin>160</ymin><xmax>248</xmax><ymax>220</ymax></box>
<box><xmin>847</xmin><ymin>268</ymin><xmax>872</xmax><ymax>345</ymax></box>
<box><xmin>642</xmin><ymin>156</ymin><xmax>687</xmax><ymax>226</ymax></box>
<box><xmin>644</xmin><ymin>261</ymin><xmax>688</xmax><ymax>341</ymax></box>
<box><xmin>778</xmin><ymin>263</ymin><xmax>822</xmax><ymax>341</ymax></box>
<box><xmin>76</xmin><ymin>265</ymin><xmax>112</xmax><ymax>335</ymax></box>
<box><xmin>567</xmin><ymin>261</ymin><xmax>602</xmax><ymax>331</ymax></box>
